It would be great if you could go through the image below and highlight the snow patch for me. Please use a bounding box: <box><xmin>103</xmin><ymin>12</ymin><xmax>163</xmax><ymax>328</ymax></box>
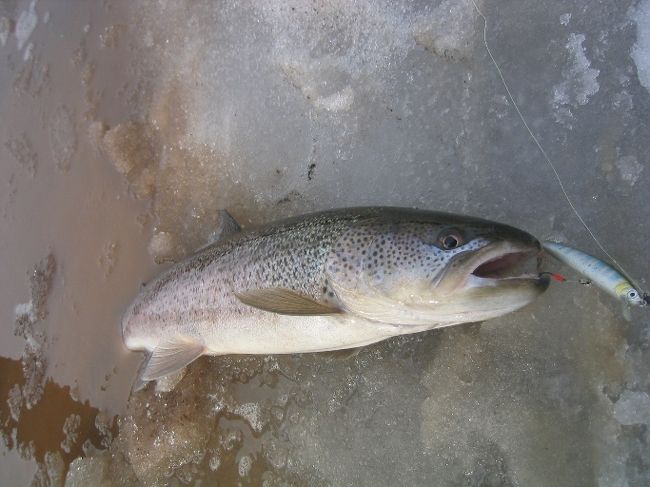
<box><xmin>15</xmin><ymin>0</ymin><xmax>38</xmax><ymax>51</ymax></box>
<box><xmin>238</xmin><ymin>454</ymin><xmax>252</xmax><ymax>477</ymax></box>
<box><xmin>0</xmin><ymin>16</ymin><xmax>11</xmax><ymax>47</ymax></box>
<box><xmin>413</xmin><ymin>0</ymin><xmax>477</xmax><ymax>61</ymax></box>
<box><xmin>61</xmin><ymin>414</ymin><xmax>81</xmax><ymax>453</ymax></box>
<box><xmin>232</xmin><ymin>402</ymin><xmax>263</xmax><ymax>433</ymax></box>
<box><xmin>314</xmin><ymin>86</ymin><xmax>355</xmax><ymax>112</ymax></box>
<box><xmin>553</xmin><ymin>33</ymin><xmax>600</xmax><ymax>124</ymax></box>
<box><xmin>630</xmin><ymin>0</ymin><xmax>650</xmax><ymax>91</ymax></box>
<box><xmin>614</xmin><ymin>391</ymin><xmax>650</xmax><ymax>425</ymax></box>
<box><xmin>49</xmin><ymin>106</ymin><xmax>78</xmax><ymax>172</ymax></box>
<box><xmin>615</xmin><ymin>155</ymin><xmax>643</xmax><ymax>185</ymax></box>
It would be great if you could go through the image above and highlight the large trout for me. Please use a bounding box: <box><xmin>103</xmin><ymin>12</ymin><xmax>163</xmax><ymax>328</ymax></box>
<box><xmin>122</xmin><ymin>207</ymin><xmax>549</xmax><ymax>387</ymax></box>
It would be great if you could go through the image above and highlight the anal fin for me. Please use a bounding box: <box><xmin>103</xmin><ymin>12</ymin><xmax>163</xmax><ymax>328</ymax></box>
<box><xmin>137</xmin><ymin>338</ymin><xmax>205</xmax><ymax>383</ymax></box>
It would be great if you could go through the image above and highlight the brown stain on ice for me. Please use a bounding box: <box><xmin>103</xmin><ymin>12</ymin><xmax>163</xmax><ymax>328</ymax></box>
<box><xmin>0</xmin><ymin>356</ymin><xmax>114</xmax><ymax>467</ymax></box>
<box><xmin>98</xmin><ymin>76</ymin><xmax>305</xmax><ymax>265</ymax></box>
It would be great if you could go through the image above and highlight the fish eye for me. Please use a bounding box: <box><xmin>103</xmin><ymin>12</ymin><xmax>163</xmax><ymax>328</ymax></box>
<box><xmin>628</xmin><ymin>289</ymin><xmax>639</xmax><ymax>299</ymax></box>
<box><xmin>439</xmin><ymin>229</ymin><xmax>464</xmax><ymax>250</ymax></box>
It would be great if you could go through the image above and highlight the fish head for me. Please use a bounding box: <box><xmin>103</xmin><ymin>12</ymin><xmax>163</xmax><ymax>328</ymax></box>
<box><xmin>327</xmin><ymin>211</ymin><xmax>549</xmax><ymax>326</ymax></box>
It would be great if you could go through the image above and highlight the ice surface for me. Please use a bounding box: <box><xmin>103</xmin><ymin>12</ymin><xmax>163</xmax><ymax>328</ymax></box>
<box><xmin>147</xmin><ymin>231</ymin><xmax>184</xmax><ymax>264</ymax></box>
<box><xmin>0</xmin><ymin>16</ymin><xmax>11</xmax><ymax>47</ymax></box>
<box><xmin>5</xmin><ymin>133</ymin><xmax>38</xmax><ymax>176</ymax></box>
<box><xmin>615</xmin><ymin>155</ymin><xmax>643</xmax><ymax>185</ymax></box>
<box><xmin>12</xmin><ymin>48</ymin><xmax>50</xmax><ymax>97</ymax></box>
<box><xmin>208</xmin><ymin>452</ymin><xmax>221</xmax><ymax>472</ymax></box>
<box><xmin>231</xmin><ymin>402</ymin><xmax>264</xmax><ymax>434</ymax></box>
<box><xmin>2</xmin><ymin>0</ymin><xmax>650</xmax><ymax>484</ymax></box>
<box><xmin>94</xmin><ymin>411</ymin><xmax>113</xmax><ymax>449</ymax></box>
<box><xmin>614</xmin><ymin>391</ymin><xmax>650</xmax><ymax>425</ymax></box>
<box><xmin>99</xmin><ymin>24</ymin><xmax>125</xmax><ymax>50</ymax></box>
<box><xmin>64</xmin><ymin>0</ymin><xmax>650</xmax><ymax>483</ymax></box>
<box><xmin>413</xmin><ymin>0</ymin><xmax>477</xmax><ymax>61</ymax></box>
<box><xmin>630</xmin><ymin>0</ymin><xmax>650</xmax><ymax>91</ymax></box>
<box><xmin>152</xmin><ymin>368</ymin><xmax>185</xmax><ymax>393</ymax></box>
<box><xmin>7</xmin><ymin>384</ymin><xmax>24</xmax><ymax>422</ymax></box>
<box><xmin>98</xmin><ymin>242</ymin><xmax>119</xmax><ymax>280</ymax></box>
<box><xmin>5</xmin><ymin>134</ymin><xmax>38</xmax><ymax>177</ymax></box>
<box><xmin>65</xmin><ymin>454</ymin><xmax>111</xmax><ymax>487</ymax></box>
<box><xmin>49</xmin><ymin>106</ymin><xmax>77</xmax><ymax>172</ymax></box>
<box><xmin>24</xmin><ymin>41</ymin><xmax>34</xmax><ymax>61</ymax></box>
<box><xmin>31</xmin><ymin>451</ymin><xmax>64</xmax><ymax>487</ymax></box>
<box><xmin>15</xmin><ymin>0</ymin><xmax>37</xmax><ymax>51</ymax></box>
<box><xmin>238</xmin><ymin>454</ymin><xmax>252</xmax><ymax>477</ymax></box>
<box><xmin>60</xmin><ymin>414</ymin><xmax>81</xmax><ymax>454</ymax></box>
<box><xmin>13</xmin><ymin>254</ymin><xmax>56</xmax><ymax>409</ymax></box>
<box><xmin>553</xmin><ymin>33</ymin><xmax>600</xmax><ymax>125</ymax></box>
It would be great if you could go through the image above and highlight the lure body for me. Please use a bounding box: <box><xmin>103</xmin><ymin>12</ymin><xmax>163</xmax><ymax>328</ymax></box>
<box><xmin>543</xmin><ymin>241</ymin><xmax>646</xmax><ymax>307</ymax></box>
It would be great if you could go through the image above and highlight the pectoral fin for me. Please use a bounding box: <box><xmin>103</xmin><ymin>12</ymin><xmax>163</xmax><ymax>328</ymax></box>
<box><xmin>137</xmin><ymin>338</ymin><xmax>205</xmax><ymax>384</ymax></box>
<box><xmin>234</xmin><ymin>288</ymin><xmax>342</xmax><ymax>315</ymax></box>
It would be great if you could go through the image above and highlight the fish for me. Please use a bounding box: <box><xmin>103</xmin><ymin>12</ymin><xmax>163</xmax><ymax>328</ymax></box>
<box><xmin>542</xmin><ymin>241</ymin><xmax>647</xmax><ymax>307</ymax></box>
<box><xmin>122</xmin><ymin>207</ymin><xmax>550</xmax><ymax>388</ymax></box>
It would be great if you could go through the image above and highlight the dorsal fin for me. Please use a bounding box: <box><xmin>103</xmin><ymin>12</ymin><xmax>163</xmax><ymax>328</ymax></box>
<box><xmin>234</xmin><ymin>288</ymin><xmax>342</xmax><ymax>315</ymax></box>
<box><xmin>215</xmin><ymin>210</ymin><xmax>241</xmax><ymax>238</ymax></box>
<box><xmin>201</xmin><ymin>210</ymin><xmax>242</xmax><ymax>249</ymax></box>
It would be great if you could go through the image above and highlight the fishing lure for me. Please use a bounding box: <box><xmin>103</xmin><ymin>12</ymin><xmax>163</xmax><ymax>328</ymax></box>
<box><xmin>542</xmin><ymin>241</ymin><xmax>648</xmax><ymax>308</ymax></box>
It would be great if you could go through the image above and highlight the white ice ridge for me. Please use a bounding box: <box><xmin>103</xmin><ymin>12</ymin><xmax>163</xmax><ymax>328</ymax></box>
<box><xmin>15</xmin><ymin>0</ymin><xmax>38</xmax><ymax>51</ymax></box>
<box><xmin>553</xmin><ymin>33</ymin><xmax>600</xmax><ymax>109</ymax></box>
<box><xmin>614</xmin><ymin>391</ymin><xmax>650</xmax><ymax>425</ymax></box>
<box><xmin>630</xmin><ymin>0</ymin><xmax>650</xmax><ymax>91</ymax></box>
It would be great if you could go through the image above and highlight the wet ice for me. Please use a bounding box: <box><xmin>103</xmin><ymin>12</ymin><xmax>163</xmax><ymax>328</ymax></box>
<box><xmin>13</xmin><ymin>254</ymin><xmax>56</xmax><ymax>410</ymax></box>
<box><xmin>0</xmin><ymin>0</ymin><xmax>648</xmax><ymax>485</ymax></box>
<box><xmin>70</xmin><ymin>0</ymin><xmax>650</xmax><ymax>483</ymax></box>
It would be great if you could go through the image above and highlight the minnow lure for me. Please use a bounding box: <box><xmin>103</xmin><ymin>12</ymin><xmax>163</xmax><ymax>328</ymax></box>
<box><xmin>542</xmin><ymin>241</ymin><xmax>648</xmax><ymax>307</ymax></box>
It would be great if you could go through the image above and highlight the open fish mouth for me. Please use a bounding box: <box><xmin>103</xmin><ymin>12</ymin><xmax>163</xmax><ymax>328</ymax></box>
<box><xmin>454</xmin><ymin>241</ymin><xmax>545</xmax><ymax>290</ymax></box>
<box><xmin>471</xmin><ymin>249</ymin><xmax>539</xmax><ymax>281</ymax></box>
<box><xmin>422</xmin><ymin>240</ymin><xmax>549</xmax><ymax>323</ymax></box>
<box><xmin>434</xmin><ymin>241</ymin><xmax>546</xmax><ymax>296</ymax></box>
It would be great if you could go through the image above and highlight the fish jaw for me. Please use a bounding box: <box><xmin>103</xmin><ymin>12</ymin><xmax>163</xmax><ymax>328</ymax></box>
<box><xmin>427</xmin><ymin>240</ymin><xmax>549</xmax><ymax>322</ymax></box>
<box><xmin>330</xmin><ymin>239</ymin><xmax>548</xmax><ymax>326</ymax></box>
<box><xmin>427</xmin><ymin>273</ymin><xmax>550</xmax><ymax>324</ymax></box>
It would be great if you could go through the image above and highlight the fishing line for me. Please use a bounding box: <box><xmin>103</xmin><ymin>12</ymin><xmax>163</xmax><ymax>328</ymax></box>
<box><xmin>538</xmin><ymin>272</ymin><xmax>592</xmax><ymax>286</ymax></box>
<box><xmin>469</xmin><ymin>0</ymin><xmax>646</xmax><ymax>294</ymax></box>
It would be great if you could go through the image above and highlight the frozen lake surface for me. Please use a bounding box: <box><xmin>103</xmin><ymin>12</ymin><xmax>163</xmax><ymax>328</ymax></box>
<box><xmin>0</xmin><ymin>0</ymin><xmax>649</xmax><ymax>485</ymax></box>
